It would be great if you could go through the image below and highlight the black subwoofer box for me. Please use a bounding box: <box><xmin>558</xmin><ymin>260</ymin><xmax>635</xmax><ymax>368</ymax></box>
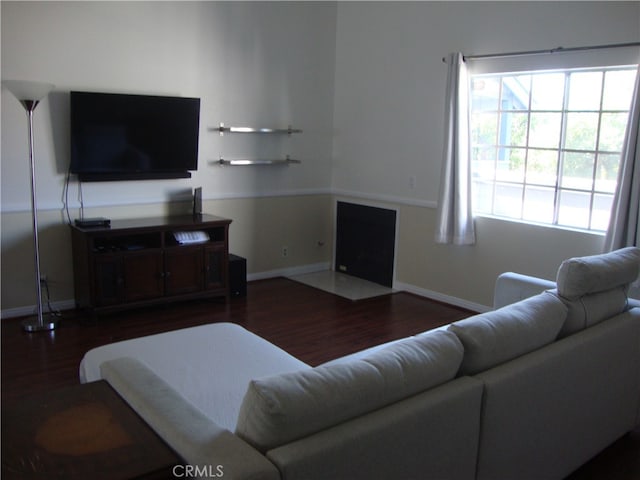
<box><xmin>228</xmin><ymin>254</ymin><xmax>247</xmax><ymax>297</ymax></box>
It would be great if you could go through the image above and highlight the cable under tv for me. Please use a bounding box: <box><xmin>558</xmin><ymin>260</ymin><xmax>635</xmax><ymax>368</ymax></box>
<box><xmin>75</xmin><ymin>217</ymin><xmax>111</xmax><ymax>228</ymax></box>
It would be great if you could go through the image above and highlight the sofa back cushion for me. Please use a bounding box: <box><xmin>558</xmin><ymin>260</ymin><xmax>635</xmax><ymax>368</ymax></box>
<box><xmin>552</xmin><ymin>247</ymin><xmax>640</xmax><ymax>337</ymax></box>
<box><xmin>235</xmin><ymin>330</ymin><xmax>464</xmax><ymax>452</ymax></box>
<box><xmin>556</xmin><ymin>246</ymin><xmax>640</xmax><ymax>300</ymax></box>
<box><xmin>448</xmin><ymin>292</ymin><xmax>567</xmax><ymax>375</ymax></box>
<box><xmin>554</xmin><ymin>286</ymin><xmax>629</xmax><ymax>338</ymax></box>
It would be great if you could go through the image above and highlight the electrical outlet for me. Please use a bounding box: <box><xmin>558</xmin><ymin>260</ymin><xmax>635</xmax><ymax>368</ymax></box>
<box><xmin>282</xmin><ymin>246</ymin><xmax>288</xmax><ymax>257</ymax></box>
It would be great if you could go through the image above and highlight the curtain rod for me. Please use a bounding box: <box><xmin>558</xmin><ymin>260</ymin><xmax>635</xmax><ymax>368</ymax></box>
<box><xmin>442</xmin><ymin>41</ymin><xmax>640</xmax><ymax>63</ymax></box>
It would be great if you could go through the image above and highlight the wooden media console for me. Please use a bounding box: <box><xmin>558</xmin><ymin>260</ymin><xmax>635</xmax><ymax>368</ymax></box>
<box><xmin>70</xmin><ymin>214</ymin><xmax>231</xmax><ymax>314</ymax></box>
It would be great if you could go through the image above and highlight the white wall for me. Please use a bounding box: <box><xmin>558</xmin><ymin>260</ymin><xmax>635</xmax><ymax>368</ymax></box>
<box><xmin>333</xmin><ymin>1</ymin><xmax>639</xmax><ymax>200</ymax></box>
<box><xmin>2</xmin><ymin>1</ymin><xmax>336</xmax><ymax>211</ymax></box>
<box><xmin>1</xmin><ymin>1</ymin><xmax>337</xmax><ymax>313</ymax></box>
<box><xmin>333</xmin><ymin>2</ymin><xmax>639</xmax><ymax>308</ymax></box>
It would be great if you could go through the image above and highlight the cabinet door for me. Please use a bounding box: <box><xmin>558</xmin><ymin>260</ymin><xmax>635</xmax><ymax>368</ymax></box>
<box><xmin>94</xmin><ymin>255</ymin><xmax>123</xmax><ymax>306</ymax></box>
<box><xmin>122</xmin><ymin>251</ymin><xmax>164</xmax><ymax>302</ymax></box>
<box><xmin>164</xmin><ymin>247</ymin><xmax>204</xmax><ymax>296</ymax></box>
<box><xmin>204</xmin><ymin>245</ymin><xmax>227</xmax><ymax>290</ymax></box>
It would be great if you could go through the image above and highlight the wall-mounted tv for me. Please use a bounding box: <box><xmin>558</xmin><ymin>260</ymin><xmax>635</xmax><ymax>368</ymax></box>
<box><xmin>70</xmin><ymin>91</ymin><xmax>200</xmax><ymax>181</ymax></box>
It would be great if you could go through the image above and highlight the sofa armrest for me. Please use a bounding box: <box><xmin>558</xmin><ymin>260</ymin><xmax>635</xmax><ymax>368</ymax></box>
<box><xmin>474</xmin><ymin>310</ymin><xmax>640</xmax><ymax>480</ymax></box>
<box><xmin>100</xmin><ymin>357</ymin><xmax>280</xmax><ymax>480</ymax></box>
<box><xmin>493</xmin><ymin>272</ymin><xmax>556</xmax><ymax>309</ymax></box>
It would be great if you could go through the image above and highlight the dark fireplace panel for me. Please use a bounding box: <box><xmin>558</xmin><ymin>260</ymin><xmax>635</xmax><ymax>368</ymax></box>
<box><xmin>335</xmin><ymin>202</ymin><xmax>396</xmax><ymax>288</ymax></box>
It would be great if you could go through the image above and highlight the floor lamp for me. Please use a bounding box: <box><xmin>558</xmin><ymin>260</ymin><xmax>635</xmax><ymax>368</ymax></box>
<box><xmin>3</xmin><ymin>80</ymin><xmax>59</xmax><ymax>332</ymax></box>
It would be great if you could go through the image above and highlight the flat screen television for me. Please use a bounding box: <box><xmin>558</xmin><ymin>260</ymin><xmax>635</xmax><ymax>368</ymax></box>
<box><xmin>70</xmin><ymin>91</ymin><xmax>200</xmax><ymax>181</ymax></box>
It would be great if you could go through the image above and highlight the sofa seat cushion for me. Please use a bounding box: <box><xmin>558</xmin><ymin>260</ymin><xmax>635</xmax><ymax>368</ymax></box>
<box><xmin>235</xmin><ymin>329</ymin><xmax>464</xmax><ymax>452</ymax></box>
<box><xmin>556</xmin><ymin>246</ymin><xmax>640</xmax><ymax>299</ymax></box>
<box><xmin>448</xmin><ymin>292</ymin><xmax>567</xmax><ymax>375</ymax></box>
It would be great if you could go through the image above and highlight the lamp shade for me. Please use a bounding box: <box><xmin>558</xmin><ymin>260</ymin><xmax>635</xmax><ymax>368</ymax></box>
<box><xmin>3</xmin><ymin>80</ymin><xmax>55</xmax><ymax>102</ymax></box>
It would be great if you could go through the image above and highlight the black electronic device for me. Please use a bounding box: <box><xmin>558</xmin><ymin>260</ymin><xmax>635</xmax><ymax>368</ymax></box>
<box><xmin>228</xmin><ymin>254</ymin><xmax>247</xmax><ymax>297</ymax></box>
<box><xmin>70</xmin><ymin>91</ymin><xmax>200</xmax><ymax>181</ymax></box>
<box><xmin>74</xmin><ymin>217</ymin><xmax>111</xmax><ymax>228</ymax></box>
<box><xmin>193</xmin><ymin>186</ymin><xmax>202</xmax><ymax>216</ymax></box>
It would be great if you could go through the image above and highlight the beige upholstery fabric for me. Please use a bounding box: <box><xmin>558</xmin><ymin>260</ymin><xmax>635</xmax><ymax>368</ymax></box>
<box><xmin>448</xmin><ymin>292</ymin><xmax>567</xmax><ymax>375</ymax></box>
<box><xmin>553</xmin><ymin>286</ymin><xmax>629</xmax><ymax>337</ymax></box>
<box><xmin>475</xmin><ymin>309</ymin><xmax>640</xmax><ymax>480</ymax></box>
<box><xmin>556</xmin><ymin>246</ymin><xmax>640</xmax><ymax>299</ymax></box>
<box><xmin>235</xmin><ymin>330</ymin><xmax>464</xmax><ymax>452</ymax></box>
<box><xmin>493</xmin><ymin>272</ymin><xmax>556</xmax><ymax>309</ymax></box>
<box><xmin>100</xmin><ymin>357</ymin><xmax>281</xmax><ymax>480</ymax></box>
<box><xmin>80</xmin><ymin>322</ymin><xmax>310</xmax><ymax>431</ymax></box>
<box><xmin>267</xmin><ymin>376</ymin><xmax>484</xmax><ymax>480</ymax></box>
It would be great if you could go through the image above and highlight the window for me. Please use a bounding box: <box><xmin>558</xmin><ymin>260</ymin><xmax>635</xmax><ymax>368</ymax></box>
<box><xmin>470</xmin><ymin>66</ymin><xmax>636</xmax><ymax>232</ymax></box>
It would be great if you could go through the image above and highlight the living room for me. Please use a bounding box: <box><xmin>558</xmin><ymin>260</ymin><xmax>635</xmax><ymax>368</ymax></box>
<box><xmin>2</xmin><ymin>1</ymin><xmax>638</xmax><ymax>318</ymax></box>
<box><xmin>2</xmin><ymin>2</ymin><xmax>640</xmax><ymax>479</ymax></box>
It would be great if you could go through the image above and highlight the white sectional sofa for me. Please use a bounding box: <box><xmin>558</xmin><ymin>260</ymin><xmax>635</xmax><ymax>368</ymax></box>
<box><xmin>80</xmin><ymin>247</ymin><xmax>640</xmax><ymax>480</ymax></box>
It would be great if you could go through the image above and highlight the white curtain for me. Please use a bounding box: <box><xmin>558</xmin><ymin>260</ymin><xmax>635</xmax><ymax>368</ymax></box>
<box><xmin>434</xmin><ymin>53</ymin><xmax>476</xmax><ymax>245</ymax></box>
<box><xmin>603</xmin><ymin>68</ymin><xmax>640</xmax><ymax>251</ymax></box>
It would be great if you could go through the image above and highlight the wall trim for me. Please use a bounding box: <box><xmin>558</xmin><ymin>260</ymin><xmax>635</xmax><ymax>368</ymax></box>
<box><xmin>1</xmin><ymin>187</ymin><xmax>438</xmax><ymax>214</ymax></box>
<box><xmin>394</xmin><ymin>281</ymin><xmax>491</xmax><ymax>313</ymax></box>
<box><xmin>1</xmin><ymin>299</ymin><xmax>76</xmax><ymax>320</ymax></box>
<box><xmin>251</xmin><ymin>263</ymin><xmax>490</xmax><ymax>313</ymax></box>
<box><xmin>1</xmin><ymin>263</ymin><xmax>332</xmax><ymax>319</ymax></box>
<box><xmin>331</xmin><ymin>189</ymin><xmax>438</xmax><ymax>209</ymax></box>
<box><xmin>1</xmin><ymin>266</ymin><xmax>490</xmax><ymax>320</ymax></box>
<box><xmin>0</xmin><ymin>188</ymin><xmax>335</xmax><ymax>214</ymax></box>
<box><xmin>0</xmin><ymin>262</ymin><xmax>330</xmax><ymax>320</ymax></box>
<box><xmin>247</xmin><ymin>262</ymin><xmax>331</xmax><ymax>282</ymax></box>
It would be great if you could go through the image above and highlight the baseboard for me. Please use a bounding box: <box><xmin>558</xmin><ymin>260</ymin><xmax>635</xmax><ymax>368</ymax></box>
<box><xmin>394</xmin><ymin>281</ymin><xmax>490</xmax><ymax>313</ymax></box>
<box><xmin>253</xmin><ymin>266</ymin><xmax>490</xmax><ymax>313</ymax></box>
<box><xmin>252</xmin><ymin>267</ymin><xmax>490</xmax><ymax>312</ymax></box>
<box><xmin>248</xmin><ymin>262</ymin><xmax>331</xmax><ymax>282</ymax></box>
<box><xmin>1</xmin><ymin>268</ymin><xmax>487</xmax><ymax>319</ymax></box>
<box><xmin>1</xmin><ymin>264</ymin><xmax>330</xmax><ymax>320</ymax></box>
<box><xmin>1</xmin><ymin>299</ymin><xmax>77</xmax><ymax>320</ymax></box>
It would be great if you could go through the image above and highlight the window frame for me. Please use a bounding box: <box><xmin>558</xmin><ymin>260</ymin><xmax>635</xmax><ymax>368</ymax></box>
<box><xmin>469</xmin><ymin>64</ymin><xmax>637</xmax><ymax>233</ymax></box>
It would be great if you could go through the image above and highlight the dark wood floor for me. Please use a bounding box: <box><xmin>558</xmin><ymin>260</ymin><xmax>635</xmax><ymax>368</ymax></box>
<box><xmin>2</xmin><ymin>277</ymin><xmax>639</xmax><ymax>479</ymax></box>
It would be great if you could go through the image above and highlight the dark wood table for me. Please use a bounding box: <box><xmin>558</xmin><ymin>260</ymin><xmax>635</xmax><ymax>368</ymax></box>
<box><xmin>2</xmin><ymin>380</ymin><xmax>181</xmax><ymax>479</ymax></box>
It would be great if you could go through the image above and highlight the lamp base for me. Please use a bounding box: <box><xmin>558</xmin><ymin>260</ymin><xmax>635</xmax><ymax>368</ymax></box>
<box><xmin>21</xmin><ymin>313</ymin><xmax>59</xmax><ymax>333</ymax></box>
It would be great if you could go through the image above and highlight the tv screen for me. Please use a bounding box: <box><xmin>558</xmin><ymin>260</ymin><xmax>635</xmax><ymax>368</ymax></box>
<box><xmin>70</xmin><ymin>91</ymin><xmax>200</xmax><ymax>181</ymax></box>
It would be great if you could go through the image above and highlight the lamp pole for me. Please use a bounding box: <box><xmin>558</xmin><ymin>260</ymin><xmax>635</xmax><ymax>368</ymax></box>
<box><xmin>3</xmin><ymin>80</ymin><xmax>58</xmax><ymax>332</ymax></box>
